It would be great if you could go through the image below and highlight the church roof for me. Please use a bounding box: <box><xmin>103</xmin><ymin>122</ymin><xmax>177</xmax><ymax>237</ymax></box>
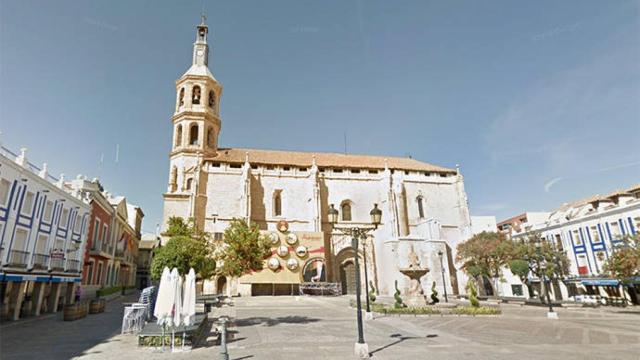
<box><xmin>207</xmin><ymin>148</ymin><xmax>456</xmax><ymax>173</ymax></box>
<box><xmin>180</xmin><ymin>64</ymin><xmax>217</xmax><ymax>81</ymax></box>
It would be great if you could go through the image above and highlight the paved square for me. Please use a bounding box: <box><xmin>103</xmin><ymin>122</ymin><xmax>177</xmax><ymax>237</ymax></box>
<box><xmin>1</xmin><ymin>294</ymin><xmax>639</xmax><ymax>359</ymax></box>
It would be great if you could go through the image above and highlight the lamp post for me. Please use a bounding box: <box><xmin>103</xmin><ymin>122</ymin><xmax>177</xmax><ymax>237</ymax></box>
<box><xmin>328</xmin><ymin>203</ymin><xmax>381</xmax><ymax>359</ymax></box>
<box><xmin>361</xmin><ymin>236</ymin><xmax>372</xmax><ymax>318</ymax></box>
<box><xmin>437</xmin><ymin>250</ymin><xmax>448</xmax><ymax>302</ymax></box>
<box><xmin>534</xmin><ymin>241</ymin><xmax>557</xmax><ymax>319</ymax></box>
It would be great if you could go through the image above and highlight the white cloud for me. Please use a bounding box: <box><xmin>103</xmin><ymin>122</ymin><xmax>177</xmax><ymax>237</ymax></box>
<box><xmin>544</xmin><ymin>177</ymin><xmax>563</xmax><ymax>193</ymax></box>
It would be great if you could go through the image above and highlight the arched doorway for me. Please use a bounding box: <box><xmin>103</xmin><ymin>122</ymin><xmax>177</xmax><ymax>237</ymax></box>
<box><xmin>217</xmin><ymin>276</ymin><xmax>227</xmax><ymax>295</ymax></box>
<box><xmin>340</xmin><ymin>260</ymin><xmax>357</xmax><ymax>295</ymax></box>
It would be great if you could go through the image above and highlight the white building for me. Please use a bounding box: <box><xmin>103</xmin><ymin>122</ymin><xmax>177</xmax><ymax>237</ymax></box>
<box><xmin>509</xmin><ymin>185</ymin><xmax>640</xmax><ymax>305</ymax></box>
<box><xmin>162</xmin><ymin>19</ymin><xmax>474</xmax><ymax>298</ymax></box>
<box><xmin>0</xmin><ymin>146</ymin><xmax>91</xmax><ymax>320</ymax></box>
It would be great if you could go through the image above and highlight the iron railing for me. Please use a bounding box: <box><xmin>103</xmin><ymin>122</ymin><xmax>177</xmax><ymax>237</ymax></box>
<box><xmin>7</xmin><ymin>250</ymin><xmax>29</xmax><ymax>266</ymax></box>
<box><xmin>66</xmin><ymin>259</ymin><xmax>81</xmax><ymax>272</ymax></box>
<box><xmin>50</xmin><ymin>257</ymin><xmax>65</xmax><ymax>270</ymax></box>
<box><xmin>32</xmin><ymin>253</ymin><xmax>50</xmax><ymax>268</ymax></box>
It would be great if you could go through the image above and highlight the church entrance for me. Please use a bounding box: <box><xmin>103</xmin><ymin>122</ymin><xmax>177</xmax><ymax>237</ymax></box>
<box><xmin>340</xmin><ymin>260</ymin><xmax>357</xmax><ymax>295</ymax></box>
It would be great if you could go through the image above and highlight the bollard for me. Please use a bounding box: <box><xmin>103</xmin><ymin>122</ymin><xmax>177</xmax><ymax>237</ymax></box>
<box><xmin>219</xmin><ymin>316</ymin><xmax>229</xmax><ymax>360</ymax></box>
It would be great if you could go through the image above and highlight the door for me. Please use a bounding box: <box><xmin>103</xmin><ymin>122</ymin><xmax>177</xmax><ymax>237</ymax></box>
<box><xmin>340</xmin><ymin>260</ymin><xmax>356</xmax><ymax>295</ymax></box>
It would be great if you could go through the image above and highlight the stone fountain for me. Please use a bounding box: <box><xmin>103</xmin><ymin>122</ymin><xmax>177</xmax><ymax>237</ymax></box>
<box><xmin>398</xmin><ymin>245</ymin><xmax>429</xmax><ymax>307</ymax></box>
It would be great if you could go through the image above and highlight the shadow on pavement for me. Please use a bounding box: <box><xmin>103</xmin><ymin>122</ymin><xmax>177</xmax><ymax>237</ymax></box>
<box><xmin>369</xmin><ymin>333</ymin><xmax>438</xmax><ymax>356</ymax></box>
<box><xmin>234</xmin><ymin>315</ymin><xmax>320</xmax><ymax>327</ymax></box>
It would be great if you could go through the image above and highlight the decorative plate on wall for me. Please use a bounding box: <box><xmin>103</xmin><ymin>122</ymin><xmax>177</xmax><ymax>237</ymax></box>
<box><xmin>267</xmin><ymin>257</ymin><xmax>280</xmax><ymax>271</ymax></box>
<box><xmin>269</xmin><ymin>232</ymin><xmax>280</xmax><ymax>245</ymax></box>
<box><xmin>295</xmin><ymin>245</ymin><xmax>308</xmax><ymax>258</ymax></box>
<box><xmin>277</xmin><ymin>220</ymin><xmax>289</xmax><ymax>233</ymax></box>
<box><xmin>286</xmin><ymin>233</ymin><xmax>298</xmax><ymax>245</ymax></box>
<box><xmin>277</xmin><ymin>245</ymin><xmax>289</xmax><ymax>257</ymax></box>
<box><xmin>286</xmin><ymin>258</ymin><xmax>299</xmax><ymax>271</ymax></box>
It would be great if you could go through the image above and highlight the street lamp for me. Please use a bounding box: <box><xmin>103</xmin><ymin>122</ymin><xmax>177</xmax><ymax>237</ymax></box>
<box><xmin>539</xmin><ymin>261</ymin><xmax>556</xmax><ymax>318</ymax></box>
<box><xmin>437</xmin><ymin>250</ymin><xmax>448</xmax><ymax>302</ymax></box>
<box><xmin>328</xmin><ymin>203</ymin><xmax>381</xmax><ymax>359</ymax></box>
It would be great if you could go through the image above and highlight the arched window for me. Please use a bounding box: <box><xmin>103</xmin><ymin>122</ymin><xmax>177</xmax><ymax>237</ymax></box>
<box><xmin>207</xmin><ymin>127</ymin><xmax>215</xmax><ymax>148</ymax></box>
<box><xmin>178</xmin><ymin>88</ymin><xmax>185</xmax><ymax>107</ymax></box>
<box><xmin>175</xmin><ymin>125</ymin><xmax>182</xmax><ymax>147</ymax></box>
<box><xmin>192</xmin><ymin>85</ymin><xmax>201</xmax><ymax>104</ymax></box>
<box><xmin>208</xmin><ymin>90</ymin><xmax>215</xmax><ymax>108</ymax></box>
<box><xmin>189</xmin><ymin>124</ymin><xmax>199</xmax><ymax>145</ymax></box>
<box><xmin>274</xmin><ymin>191</ymin><xmax>282</xmax><ymax>217</ymax></box>
<box><xmin>417</xmin><ymin>196</ymin><xmax>425</xmax><ymax>219</ymax></box>
<box><xmin>186</xmin><ymin>178</ymin><xmax>193</xmax><ymax>190</ymax></box>
<box><xmin>341</xmin><ymin>202</ymin><xmax>352</xmax><ymax>221</ymax></box>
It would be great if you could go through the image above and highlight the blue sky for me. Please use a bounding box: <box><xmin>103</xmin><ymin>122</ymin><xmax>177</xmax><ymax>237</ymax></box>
<box><xmin>1</xmin><ymin>1</ymin><xmax>639</xmax><ymax>232</ymax></box>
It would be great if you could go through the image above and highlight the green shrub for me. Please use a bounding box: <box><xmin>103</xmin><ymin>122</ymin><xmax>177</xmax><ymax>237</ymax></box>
<box><xmin>451</xmin><ymin>306</ymin><xmax>501</xmax><ymax>315</ymax></box>
<box><xmin>466</xmin><ymin>279</ymin><xmax>480</xmax><ymax>308</ymax></box>
<box><xmin>430</xmin><ymin>281</ymin><xmax>439</xmax><ymax>304</ymax></box>
<box><xmin>369</xmin><ymin>281</ymin><xmax>376</xmax><ymax>303</ymax></box>
<box><xmin>96</xmin><ymin>285</ymin><xmax>136</xmax><ymax>298</ymax></box>
<box><xmin>394</xmin><ymin>280</ymin><xmax>405</xmax><ymax>309</ymax></box>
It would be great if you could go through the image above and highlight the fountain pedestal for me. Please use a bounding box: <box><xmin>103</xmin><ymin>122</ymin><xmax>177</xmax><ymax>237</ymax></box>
<box><xmin>399</xmin><ymin>267</ymin><xmax>429</xmax><ymax>307</ymax></box>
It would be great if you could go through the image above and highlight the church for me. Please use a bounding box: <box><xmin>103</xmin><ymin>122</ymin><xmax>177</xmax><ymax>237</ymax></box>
<box><xmin>162</xmin><ymin>19</ymin><xmax>473</xmax><ymax>298</ymax></box>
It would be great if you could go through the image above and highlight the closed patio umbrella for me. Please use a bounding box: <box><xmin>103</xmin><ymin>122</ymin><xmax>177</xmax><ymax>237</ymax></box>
<box><xmin>181</xmin><ymin>268</ymin><xmax>197</xmax><ymax>350</ymax></box>
<box><xmin>153</xmin><ymin>267</ymin><xmax>173</xmax><ymax>326</ymax></box>
<box><xmin>170</xmin><ymin>268</ymin><xmax>183</xmax><ymax>350</ymax></box>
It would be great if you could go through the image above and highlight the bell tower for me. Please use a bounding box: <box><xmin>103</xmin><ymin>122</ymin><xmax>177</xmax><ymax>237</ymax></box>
<box><xmin>163</xmin><ymin>16</ymin><xmax>222</xmax><ymax>235</ymax></box>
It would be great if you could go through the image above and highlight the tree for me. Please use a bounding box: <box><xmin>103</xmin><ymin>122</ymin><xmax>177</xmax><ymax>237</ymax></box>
<box><xmin>466</xmin><ymin>279</ymin><xmax>480</xmax><ymax>307</ymax></box>
<box><xmin>216</xmin><ymin>219</ymin><xmax>272</xmax><ymax>278</ymax></box>
<box><xmin>456</xmin><ymin>231</ymin><xmax>511</xmax><ymax>296</ymax></box>
<box><xmin>604</xmin><ymin>234</ymin><xmax>640</xmax><ymax>282</ymax></box>
<box><xmin>150</xmin><ymin>217</ymin><xmax>215</xmax><ymax>281</ymax></box>
<box><xmin>509</xmin><ymin>233</ymin><xmax>570</xmax><ymax>301</ymax></box>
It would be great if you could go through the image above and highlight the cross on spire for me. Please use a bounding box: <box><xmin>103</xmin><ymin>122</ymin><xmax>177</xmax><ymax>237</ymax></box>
<box><xmin>200</xmin><ymin>12</ymin><xmax>207</xmax><ymax>25</ymax></box>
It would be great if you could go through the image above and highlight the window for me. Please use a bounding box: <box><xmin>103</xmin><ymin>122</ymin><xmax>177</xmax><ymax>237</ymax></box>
<box><xmin>610</xmin><ymin>221</ymin><xmax>622</xmax><ymax>240</ymax></box>
<box><xmin>175</xmin><ymin>125</ymin><xmax>182</xmax><ymax>147</ymax></box>
<box><xmin>178</xmin><ymin>87</ymin><xmax>185</xmax><ymax>106</ymax></box>
<box><xmin>511</xmin><ymin>284</ymin><xmax>524</xmax><ymax>296</ymax></box>
<box><xmin>22</xmin><ymin>191</ymin><xmax>35</xmax><ymax>215</ymax></box>
<box><xmin>60</xmin><ymin>209</ymin><xmax>69</xmax><ymax>227</ymax></box>
<box><xmin>274</xmin><ymin>191</ymin><xmax>282</xmax><ymax>217</ymax></box>
<box><xmin>0</xmin><ymin>178</ymin><xmax>10</xmax><ymax>206</ymax></box>
<box><xmin>417</xmin><ymin>196</ymin><xmax>425</xmax><ymax>219</ymax></box>
<box><xmin>368</xmin><ymin>170</ymin><xmax>378</xmax><ymax>174</ymax></box>
<box><xmin>43</xmin><ymin>201</ymin><xmax>53</xmax><ymax>221</ymax></box>
<box><xmin>74</xmin><ymin>215</ymin><xmax>82</xmax><ymax>232</ymax></box>
<box><xmin>554</xmin><ymin>234</ymin><xmax>563</xmax><ymax>251</ymax></box>
<box><xmin>213</xmin><ymin>232</ymin><xmax>224</xmax><ymax>241</ymax></box>
<box><xmin>102</xmin><ymin>225</ymin><xmax>108</xmax><ymax>246</ymax></box>
<box><xmin>283</xmin><ymin>167</ymin><xmax>290</xmax><ymax>171</ymax></box>
<box><xmin>208</xmin><ymin>90</ymin><xmax>215</xmax><ymax>107</ymax></box>
<box><xmin>229</xmin><ymin>164</ymin><xmax>241</xmax><ymax>169</ymax></box>
<box><xmin>572</xmin><ymin>230</ymin><xmax>582</xmax><ymax>245</ymax></box>
<box><xmin>189</xmin><ymin>124</ymin><xmax>199</xmax><ymax>145</ymax></box>
<box><xmin>35</xmin><ymin>234</ymin><xmax>48</xmax><ymax>254</ymax></box>
<box><xmin>97</xmin><ymin>263</ymin><xmax>103</xmax><ymax>285</ymax></box>
<box><xmin>333</xmin><ymin>169</ymin><xmax>343</xmax><ymax>173</ymax></box>
<box><xmin>635</xmin><ymin>217</ymin><xmax>640</xmax><ymax>233</ymax></box>
<box><xmin>341</xmin><ymin>202</ymin><xmax>352</xmax><ymax>221</ymax></box>
<box><xmin>590</xmin><ymin>226</ymin><xmax>601</xmax><ymax>243</ymax></box>
<box><xmin>192</xmin><ymin>85</ymin><xmax>201</xmax><ymax>104</ymax></box>
<box><xmin>84</xmin><ymin>261</ymin><xmax>93</xmax><ymax>285</ymax></box>
<box><xmin>351</xmin><ymin>169</ymin><xmax>360</xmax><ymax>174</ymax></box>
<box><xmin>186</xmin><ymin>178</ymin><xmax>193</xmax><ymax>190</ymax></box>
<box><xmin>14</xmin><ymin>228</ymin><xmax>28</xmax><ymax>250</ymax></box>
<box><xmin>93</xmin><ymin>219</ymin><xmax>101</xmax><ymax>248</ymax></box>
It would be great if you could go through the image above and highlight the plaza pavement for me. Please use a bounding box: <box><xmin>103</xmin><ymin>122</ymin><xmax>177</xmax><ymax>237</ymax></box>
<box><xmin>0</xmin><ymin>293</ymin><xmax>639</xmax><ymax>360</ymax></box>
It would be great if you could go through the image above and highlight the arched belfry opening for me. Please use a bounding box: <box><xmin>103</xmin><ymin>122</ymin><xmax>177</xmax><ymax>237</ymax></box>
<box><xmin>189</xmin><ymin>124</ymin><xmax>199</xmax><ymax>145</ymax></box>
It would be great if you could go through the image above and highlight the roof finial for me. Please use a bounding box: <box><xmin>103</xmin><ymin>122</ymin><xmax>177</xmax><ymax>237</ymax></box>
<box><xmin>200</xmin><ymin>11</ymin><xmax>207</xmax><ymax>26</ymax></box>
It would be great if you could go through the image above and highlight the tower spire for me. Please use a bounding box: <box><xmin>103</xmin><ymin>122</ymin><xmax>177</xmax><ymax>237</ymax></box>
<box><xmin>193</xmin><ymin>16</ymin><xmax>209</xmax><ymax>66</ymax></box>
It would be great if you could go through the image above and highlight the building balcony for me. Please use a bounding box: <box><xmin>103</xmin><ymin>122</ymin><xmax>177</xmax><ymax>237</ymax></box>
<box><xmin>89</xmin><ymin>247</ymin><xmax>112</xmax><ymax>259</ymax></box>
<box><xmin>66</xmin><ymin>259</ymin><xmax>81</xmax><ymax>273</ymax></box>
<box><xmin>6</xmin><ymin>250</ymin><xmax>29</xmax><ymax>267</ymax></box>
<box><xmin>32</xmin><ymin>253</ymin><xmax>50</xmax><ymax>269</ymax></box>
<box><xmin>50</xmin><ymin>257</ymin><xmax>65</xmax><ymax>271</ymax></box>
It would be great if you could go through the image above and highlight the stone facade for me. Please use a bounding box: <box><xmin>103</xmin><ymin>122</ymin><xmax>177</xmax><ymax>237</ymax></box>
<box><xmin>162</xmin><ymin>19</ymin><xmax>473</xmax><ymax>297</ymax></box>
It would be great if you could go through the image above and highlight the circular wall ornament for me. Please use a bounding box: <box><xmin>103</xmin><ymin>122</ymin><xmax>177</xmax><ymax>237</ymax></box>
<box><xmin>267</xmin><ymin>257</ymin><xmax>280</xmax><ymax>271</ymax></box>
<box><xmin>286</xmin><ymin>233</ymin><xmax>298</xmax><ymax>245</ymax></box>
<box><xmin>286</xmin><ymin>258</ymin><xmax>299</xmax><ymax>271</ymax></box>
<box><xmin>269</xmin><ymin>232</ymin><xmax>280</xmax><ymax>245</ymax></box>
<box><xmin>277</xmin><ymin>245</ymin><xmax>289</xmax><ymax>257</ymax></box>
<box><xmin>277</xmin><ymin>220</ymin><xmax>289</xmax><ymax>233</ymax></box>
<box><xmin>295</xmin><ymin>245</ymin><xmax>308</xmax><ymax>258</ymax></box>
